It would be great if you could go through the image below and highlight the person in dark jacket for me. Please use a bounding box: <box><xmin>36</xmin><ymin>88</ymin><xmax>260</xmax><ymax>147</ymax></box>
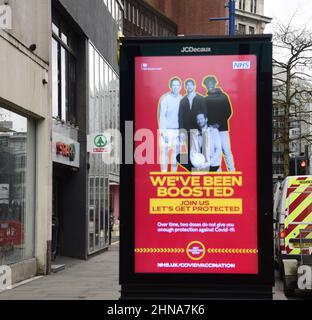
<box><xmin>203</xmin><ymin>76</ymin><xmax>235</xmax><ymax>172</ymax></box>
<box><xmin>179</xmin><ymin>79</ymin><xmax>205</xmax><ymax>133</ymax></box>
<box><xmin>178</xmin><ymin>79</ymin><xmax>205</xmax><ymax>170</ymax></box>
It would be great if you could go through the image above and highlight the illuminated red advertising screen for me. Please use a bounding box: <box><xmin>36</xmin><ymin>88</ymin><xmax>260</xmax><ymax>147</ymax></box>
<box><xmin>134</xmin><ymin>55</ymin><xmax>258</xmax><ymax>274</ymax></box>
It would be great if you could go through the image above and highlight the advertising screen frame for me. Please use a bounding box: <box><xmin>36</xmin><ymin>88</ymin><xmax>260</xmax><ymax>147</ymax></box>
<box><xmin>120</xmin><ymin>35</ymin><xmax>273</xmax><ymax>295</ymax></box>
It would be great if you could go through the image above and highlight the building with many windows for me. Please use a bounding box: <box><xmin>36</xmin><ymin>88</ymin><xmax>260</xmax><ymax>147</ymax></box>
<box><xmin>122</xmin><ymin>0</ymin><xmax>177</xmax><ymax>36</ymax></box>
<box><xmin>51</xmin><ymin>0</ymin><xmax>121</xmax><ymax>262</ymax></box>
<box><xmin>235</xmin><ymin>0</ymin><xmax>271</xmax><ymax>35</ymax></box>
<box><xmin>0</xmin><ymin>0</ymin><xmax>122</xmax><ymax>285</ymax></box>
<box><xmin>142</xmin><ymin>0</ymin><xmax>271</xmax><ymax>36</ymax></box>
<box><xmin>0</xmin><ymin>0</ymin><xmax>51</xmax><ymax>282</ymax></box>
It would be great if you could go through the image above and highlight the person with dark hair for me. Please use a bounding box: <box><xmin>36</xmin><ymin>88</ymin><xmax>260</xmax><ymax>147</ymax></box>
<box><xmin>177</xmin><ymin>79</ymin><xmax>205</xmax><ymax>168</ymax></box>
<box><xmin>158</xmin><ymin>77</ymin><xmax>182</xmax><ymax>172</ymax></box>
<box><xmin>177</xmin><ymin>112</ymin><xmax>222</xmax><ymax>172</ymax></box>
<box><xmin>179</xmin><ymin>79</ymin><xmax>205</xmax><ymax>133</ymax></box>
<box><xmin>203</xmin><ymin>75</ymin><xmax>235</xmax><ymax>172</ymax></box>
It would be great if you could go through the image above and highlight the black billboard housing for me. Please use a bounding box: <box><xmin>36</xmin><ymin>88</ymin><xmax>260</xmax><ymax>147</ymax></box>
<box><xmin>119</xmin><ymin>35</ymin><xmax>274</xmax><ymax>300</ymax></box>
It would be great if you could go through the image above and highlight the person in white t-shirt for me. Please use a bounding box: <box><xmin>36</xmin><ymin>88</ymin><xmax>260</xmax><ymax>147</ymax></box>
<box><xmin>190</xmin><ymin>112</ymin><xmax>222</xmax><ymax>172</ymax></box>
<box><xmin>158</xmin><ymin>77</ymin><xmax>182</xmax><ymax>172</ymax></box>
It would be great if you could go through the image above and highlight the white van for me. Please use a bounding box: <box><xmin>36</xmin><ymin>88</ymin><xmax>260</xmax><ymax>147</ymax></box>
<box><xmin>274</xmin><ymin>176</ymin><xmax>312</xmax><ymax>296</ymax></box>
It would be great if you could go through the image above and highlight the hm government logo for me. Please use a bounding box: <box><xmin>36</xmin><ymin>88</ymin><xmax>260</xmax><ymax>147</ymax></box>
<box><xmin>181</xmin><ymin>46</ymin><xmax>211</xmax><ymax>53</ymax></box>
<box><xmin>233</xmin><ymin>61</ymin><xmax>251</xmax><ymax>69</ymax></box>
<box><xmin>0</xmin><ymin>4</ymin><xmax>12</xmax><ymax>30</ymax></box>
<box><xmin>141</xmin><ymin>63</ymin><xmax>162</xmax><ymax>71</ymax></box>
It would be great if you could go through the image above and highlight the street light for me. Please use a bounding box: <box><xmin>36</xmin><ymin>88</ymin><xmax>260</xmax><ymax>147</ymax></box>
<box><xmin>209</xmin><ymin>0</ymin><xmax>236</xmax><ymax>35</ymax></box>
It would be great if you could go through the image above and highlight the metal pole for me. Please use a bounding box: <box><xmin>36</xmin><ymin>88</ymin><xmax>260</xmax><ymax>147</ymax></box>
<box><xmin>229</xmin><ymin>0</ymin><xmax>235</xmax><ymax>35</ymax></box>
<box><xmin>209</xmin><ymin>0</ymin><xmax>235</xmax><ymax>35</ymax></box>
<box><xmin>295</xmin><ymin>156</ymin><xmax>297</xmax><ymax>175</ymax></box>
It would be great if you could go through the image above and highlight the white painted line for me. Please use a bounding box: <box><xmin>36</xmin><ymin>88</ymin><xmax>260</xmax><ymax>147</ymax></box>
<box><xmin>111</xmin><ymin>241</ymin><xmax>120</xmax><ymax>246</ymax></box>
<box><xmin>11</xmin><ymin>276</ymin><xmax>43</xmax><ymax>289</ymax></box>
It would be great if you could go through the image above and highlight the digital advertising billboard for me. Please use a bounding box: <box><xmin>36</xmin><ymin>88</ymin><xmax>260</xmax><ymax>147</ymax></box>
<box><xmin>120</xmin><ymin>35</ymin><xmax>273</xmax><ymax>299</ymax></box>
<box><xmin>135</xmin><ymin>54</ymin><xmax>257</xmax><ymax>274</ymax></box>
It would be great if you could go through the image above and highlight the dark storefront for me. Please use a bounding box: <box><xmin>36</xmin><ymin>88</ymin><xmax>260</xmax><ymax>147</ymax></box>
<box><xmin>51</xmin><ymin>0</ymin><xmax>121</xmax><ymax>263</ymax></box>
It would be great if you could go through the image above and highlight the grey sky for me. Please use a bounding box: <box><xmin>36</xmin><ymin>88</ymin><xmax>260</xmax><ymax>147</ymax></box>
<box><xmin>264</xmin><ymin>0</ymin><xmax>312</xmax><ymax>32</ymax></box>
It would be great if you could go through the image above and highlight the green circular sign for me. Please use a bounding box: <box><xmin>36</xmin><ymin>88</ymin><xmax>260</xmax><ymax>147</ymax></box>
<box><xmin>94</xmin><ymin>134</ymin><xmax>107</xmax><ymax>148</ymax></box>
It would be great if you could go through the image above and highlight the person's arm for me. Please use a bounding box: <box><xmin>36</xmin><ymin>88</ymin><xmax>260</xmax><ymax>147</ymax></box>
<box><xmin>189</xmin><ymin>131</ymin><xmax>197</xmax><ymax>163</ymax></box>
<box><xmin>178</xmin><ymin>100</ymin><xmax>184</xmax><ymax>130</ymax></box>
<box><xmin>179</xmin><ymin>101</ymin><xmax>187</xmax><ymax>142</ymax></box>
<box><xmin>158</xmin><ymin>95</ymin><xmax>167</xmax><ymax>131</ymax></box>
<box><xmin>211</xmin><ymin>129</ymin><xmax>222</xmax><ymax>165</ymax></box>
<box><xmin>224</xmin><ymin>95</ymin><xmax>232</xmax><ymax>120</ymax></box>
<box><xmin>200</xmin><ymin>95</ymin><xmax>206</xmax><ymax>115</ymax></box>
<box><xmin>199</xmin><ymin>131</ymin><xmax>211</xmax><ymax>168</ymax></box>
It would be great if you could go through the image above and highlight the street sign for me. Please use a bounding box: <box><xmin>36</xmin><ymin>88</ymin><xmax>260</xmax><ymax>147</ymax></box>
<box><xmin>120</xmin><ymin>35</ymin><xmax>273</xmax><ymax>299</ymax></box>
<box><xmin>52</xmin><ymin>132</ymin><xmax>80</xmax><ymax>168</ymax></box>
<box><xmin>87</xmin><ymin>133</ymin><xmax>112</xmax><ymax>154</ymax></box>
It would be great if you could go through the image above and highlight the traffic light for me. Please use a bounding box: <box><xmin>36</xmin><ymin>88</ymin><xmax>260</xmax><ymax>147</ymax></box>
<box><xmin>297</xmin><ymin>157</ymin><xmax>308</xmax><ymax>175</ymax></box>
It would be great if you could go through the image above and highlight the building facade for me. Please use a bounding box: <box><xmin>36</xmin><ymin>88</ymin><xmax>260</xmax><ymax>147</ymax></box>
<box><xmin>51</xmin><ymin>0</ymin><xmax>121</xmax><ymax>261</ymax></box>
<box><xmin>122</xmin><ymin>0</ymin><xmax>177</xmax><ymax>36</ymax></box>
<box><xmin>143</xmin><ymin>0</ymin><xmax>271</xmax><ymax>36</ymax></box>
<box><xmin>272</xmin><ymin>65</ymin><xmax>312</xmax><ymax>182</ymax></box>
<box><xmin>0</xmin><ymin>0</ymin><xmax>51</xmax><ymax>282</ymax></box>
<box><xmin>144</xmin><ymin>0</ymin><xmax>227</xmax><ymax>35</ymax></box>
<box><xmin>235</xmin><ymin>0</ymin><xmax>271</xmax><ymax>35</ymax></box>
<box><xmin>0</xmin><ymin>0</ymin><xmax>121</xmax><ymax>285</ymax></box>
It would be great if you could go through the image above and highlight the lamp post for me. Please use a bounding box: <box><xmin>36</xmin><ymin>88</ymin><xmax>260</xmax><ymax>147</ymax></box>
<box><xmin>209</xmin><ymin>0</ymin><xmax>236</xmax><ymax>35</ymax></box>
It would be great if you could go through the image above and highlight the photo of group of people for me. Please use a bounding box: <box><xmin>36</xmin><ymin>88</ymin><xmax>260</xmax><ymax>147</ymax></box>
<box><xmin>158</xmin><ymin>75</ymin><xmax>235</xmax><ymax>173</ymax></box>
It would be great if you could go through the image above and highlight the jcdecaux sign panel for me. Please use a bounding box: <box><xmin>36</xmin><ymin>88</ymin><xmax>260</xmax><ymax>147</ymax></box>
<box><xmin>120</xmin><ymin>35</ymin><xmax>273</xmax><ymax>297</ymax></box>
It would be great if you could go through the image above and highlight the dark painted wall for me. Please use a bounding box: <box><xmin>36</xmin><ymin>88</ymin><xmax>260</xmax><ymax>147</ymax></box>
<box><xmin>52</xmin><ymin>39</ymin><xmax>88</xmax><ymax>260</ymax></box>
<box><xmin>58</xmin><ymin>0</ymin><xmax>119</xmax><ymax>73</ymax></box>
<box><xmin>62</xmin><ymin>39</ymin><xmax>88</xmax><ymax>259</ymax></box>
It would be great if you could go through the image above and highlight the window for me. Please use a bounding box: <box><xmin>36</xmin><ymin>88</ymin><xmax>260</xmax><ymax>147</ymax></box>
<box><xmin>88</xmin><ymin>43</ymin><xmax>120</xmax><ymax>254</ymax></box>
<box><xmin>52</xmin><ymin>17</ymin><xmax>77</xmax><ymax>124</ymax></box>
<box><xmin>118</xmin><ymin>6</ymin><xmax>123</xmax><ymax>31</ymax></box>
<box><xmin>0</xmin><ymin>107</ymin><xmax>35</xmax><ymax>265</ymax></box>
<box><xmin>238</xmin><ymin>23</ymin><xmax>246</xmax><ymax>34</ymax></box>
<box><xmin>239</xmin><ymin>0</ymin><xmax>242</xmax><ymax>9</ymax></box>
<box><xmin>128</xmin><ymin>3</ymin><xmax>131</xmax><ymax>21</ymax></box>
<box><xmin>112</xmin><ymin>0</ymin><xmax>116</xmax><ymax>20</ymax></box>
<box><xmin>52</xmin><ymin>38</ymin><xmax>58</xmax><ymax>119</ymax></box>
<box><xmin>145</xmin><ymin>15</ymin><xmax>148</xmax><ymax>32</ymax></box>
<box><xmin>254</xmin><ymin>0</ymin><xmax>257</xmax><ymax>13</ymax></box>
<box><xmin>249</xmin><ymin>26</ymin><xmax>255</xmax><ymax>34</ymax></box>
<box><xmin>243</xmin><ymin>0</ymin><xmax>245</xmax><ymax>10</ymax></box>
<box><xmin>124</xmin><ymin>1</ymin><xmax>127</xmax><ymax>19</ymax></box>
<box><xmin>89</xmin><ymin>45</ymin><xmax>94</xmax><ymax>96</ymax></box>
<box><xmin>149</xmin><ymin>17</ymin><xmax>152</xmax><ymax>34</ymax></box>
<box><xmin>250</xmin><ymin>0</ymin><xmax>253</xmax><ymax>12</ymax></box>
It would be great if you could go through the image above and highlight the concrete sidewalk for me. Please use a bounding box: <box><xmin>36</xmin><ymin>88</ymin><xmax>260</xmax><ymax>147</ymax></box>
<box><xmin>0</xmin><ymin>242</ymin><xmax>120</xmax><ymax>300</ymax></box>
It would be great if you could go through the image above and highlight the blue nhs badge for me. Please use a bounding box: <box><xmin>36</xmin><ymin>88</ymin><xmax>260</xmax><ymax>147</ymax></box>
<box><xmin>233</xmin><ymin>61</ymin><xmax>251</xmax><ymax>69</ymax></box>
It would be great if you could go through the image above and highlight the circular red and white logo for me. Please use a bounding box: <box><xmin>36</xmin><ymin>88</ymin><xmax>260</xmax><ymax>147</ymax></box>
<box><xmin>186</xmin><ymin>241</ymin><xmax>206</xmax><ymax>261</ymax></box>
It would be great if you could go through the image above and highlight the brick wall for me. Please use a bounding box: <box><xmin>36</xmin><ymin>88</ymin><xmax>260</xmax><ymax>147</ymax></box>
<box><xmin>144</xmin><ymin>0</ymin><xmax>227</xmax><ymax>35</ymax></box>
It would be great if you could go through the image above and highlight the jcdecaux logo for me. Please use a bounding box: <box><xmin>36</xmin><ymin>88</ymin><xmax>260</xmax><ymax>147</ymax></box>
<box><xmin>181</xmin><ymin>47</ymin><xmax>211</xmax><ymax>53</ymax></box>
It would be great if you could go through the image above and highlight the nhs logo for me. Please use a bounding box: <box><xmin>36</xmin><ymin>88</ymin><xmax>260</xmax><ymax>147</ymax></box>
<box><xmin>233</xmin><ymin>61</ymin><xmax>251</xmax><ymax>69</ymax></box>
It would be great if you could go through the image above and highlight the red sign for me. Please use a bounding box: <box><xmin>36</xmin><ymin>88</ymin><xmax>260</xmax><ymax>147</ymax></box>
<box><xmin>56</xmin><ymin>141</ymin><xmax>76</xmax><ymax>161</ymax></box>
<box><xmin>0</xmin><ymin>220</ymin><xmax>23</xmax><ymax>246</ymax></box>
<box><xmin>134</xmin><ymin>55</ymin><xmax>258</xmax><ymax>274</ymax></box>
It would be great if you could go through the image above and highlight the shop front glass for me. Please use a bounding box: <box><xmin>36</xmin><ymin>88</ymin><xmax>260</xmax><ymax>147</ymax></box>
<box><xmin>88</xmin><ymin>42</ymin><xmax>120</xmax><ymax>254</ymax></box>
<box><xmin>0</xmin><ymin>107</ymin><xmax>35</xmax><ymax>265</ymax></box>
